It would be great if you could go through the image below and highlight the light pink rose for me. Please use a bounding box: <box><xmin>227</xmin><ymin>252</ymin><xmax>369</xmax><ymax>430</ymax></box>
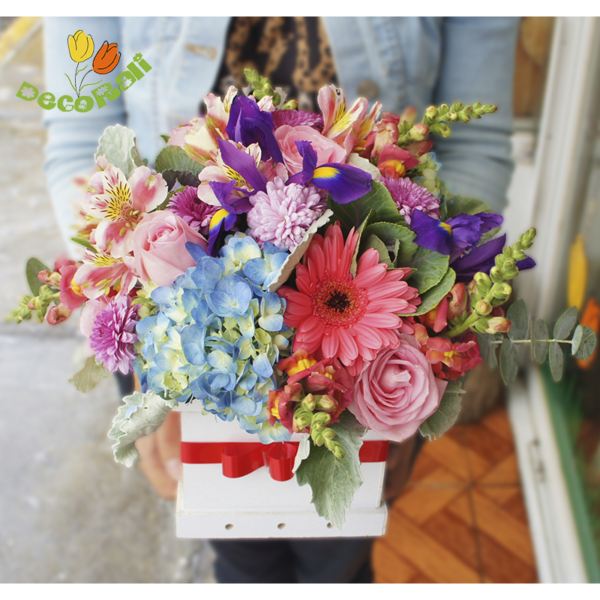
<box><xmin>132</xmin><ymin>211</ymin><xmax>208</xmax><ymax>287</ymax></box>
<box><xmin>275</xmin><ymin>125</ymin><xmax>347</xmax><ymax>175</ymax></box>
<box><xmin>348</xmin><ymin>333</ymin><xmax>448</xmax><ymax>442</ymax></box>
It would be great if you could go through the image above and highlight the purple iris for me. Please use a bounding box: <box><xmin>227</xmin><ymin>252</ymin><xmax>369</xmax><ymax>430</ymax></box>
<box><xmin>410</xmin><ymin>210</ymin><xmax>504</xmax><ymax>262</ymax></box>
<box><xmin>286</xmin><ymin>141</ymin><xmax>372</xmax><ymax>204</ymax></box>
<box><xmin>225</xmin><ymin>95</ymin><xmax>283</xmax><ymax>163</ymax></box>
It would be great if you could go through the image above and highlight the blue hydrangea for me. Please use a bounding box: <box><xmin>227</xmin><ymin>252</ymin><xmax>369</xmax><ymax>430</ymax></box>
<box><xmin>134</xmin><ymin>234</ymin><xmax>294</xmax><ymax>442</ymax></box>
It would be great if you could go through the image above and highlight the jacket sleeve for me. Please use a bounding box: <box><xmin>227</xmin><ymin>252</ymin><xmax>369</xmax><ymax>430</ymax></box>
<box><xmin>432</xmin><ymin>17</ymin><xmax>520</xmax><ymax>214</ymax></box>
<box><xmin>43</xmin><ymin>17</ymin><xmax>126</xmax><ymax>254</ymax></box>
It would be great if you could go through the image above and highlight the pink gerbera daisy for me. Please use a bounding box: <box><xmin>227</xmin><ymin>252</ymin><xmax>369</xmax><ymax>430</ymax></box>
<box><xmin>278</xmin><ymin>222</ymin><xmax>421</xmax><ymax>374</ymax></box>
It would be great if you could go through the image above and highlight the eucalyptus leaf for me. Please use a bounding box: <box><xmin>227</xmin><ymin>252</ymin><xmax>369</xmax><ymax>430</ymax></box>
<box><xmin>326</xmin><ymin>180</ymin><xmax>403</xmax><ymax>236</ymax></box>
<box><xmin>69</xmin><ymin>356</ymin><xmax>111</xmax><ymax>393</ymax></box>
<box><xmin>549</xmin><ymin>342</ymin><xmax>564</xmax><ymax>382</ymax></box>
<box><xmin>418</xmin><ymin>380</ymin><xmax>465</xmax><ymax>441</ymax></box>
<box><xmin>571</xmin><ymin>325</ymin><xmax>583</xmax><ymax>356</ymax></box>
<box><xmin>26</xmin><ymin>257</ymin><xmax>50</xmax><ymax>296</ymax></box>
<box><xmin>363</xmin><ymin>222</ymin><xmax>418</xmax><ymax>266</ymax></box>
<box><xmin>363</xmin><ymin>235</ymin><xmax>393</xmax><ymax>268</ymax></box>
<box><xmin>477</xmin><ymin>333</ymin><xmax>500</xmax><ymax>368</ymax></box>
<box><xmin>553</xmin><ymin>306</ymin><xmax>578</xmax><ymax>340</ymax></box>
<box><xmin>574</xmin><ymin>326</ymin><xmax>597</xmax><ymax>361</ymax></box>
<box><xmin>531</xmin><ymin>319</ymin><xmax>549</xmax><ymax>365</ymax></box>
<box><xmin>295</xmin><ymin>411</ymin><xmax>366</xmax><ymax>529</ymax></box>
<box><xmin>499</xmin><ymin>338</ymin><xmax>518</xmax><ymax>385</ymax></box>
<box><xmin>108</xmin><ymin>391</ymin><xmax>179</xmax><ymax>467</ymax></box>
<box><xmin>95</xmin><ymin>124</ymin><xmax>139</xmax><ymax>179</ymax></box>
<box><xmin>507</xmin><ymin>299</ymin><xmax>529</xmax><ymax>341</ymax></box>
<box><xmin>154</xmin><ymin>145</ymin><xmax>203</xmax><ymax>176</ymax></box>
<box><xmin>444</xmin><ymin>195</ymin><xmax>492</xmax><ymax>218</ymax></box>
<box><xmin>406</xmin><ymin>246</ymin><xmax>449</xmax><ymax>293</ymax></box>
<box><xmin>401</xmin><ymin>268</ymin><xmax>456</xmax><ymax>316</ymax></box>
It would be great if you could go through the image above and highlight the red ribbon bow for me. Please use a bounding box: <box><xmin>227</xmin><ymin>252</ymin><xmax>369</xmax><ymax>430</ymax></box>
<box><xmin>181</xmin><ymin>440</ymin><xmax>388</xmax><ymax>482</ymax></box>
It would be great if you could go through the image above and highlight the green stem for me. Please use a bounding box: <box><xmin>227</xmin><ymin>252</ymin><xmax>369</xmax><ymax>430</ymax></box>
<box><xmin>444</xmin><ymin>282</ymin><xmax>499</xmax><ymax>338</ymax></box>
<box><xmin>489</xmin><ymin>339</ymin><xmax>573</xmax><ymax>345</ymax></box>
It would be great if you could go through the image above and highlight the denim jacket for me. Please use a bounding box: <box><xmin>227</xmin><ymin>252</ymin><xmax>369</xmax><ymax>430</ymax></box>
<box><xmin>42</xmin><ymin>17</ymin><xmax>519</xmax><ymax>249</ymax></box>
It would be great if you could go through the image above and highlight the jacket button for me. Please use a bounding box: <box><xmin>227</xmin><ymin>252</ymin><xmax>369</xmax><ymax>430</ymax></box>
<box><xmin>185</xmin><ymin>44</ymin><xmax>217</xmax><ymax>60</ymax></box>
<box><xmin>357</xmin><ymin>79</ymin><xmax>379</xmax><ymax>99</ymax></box>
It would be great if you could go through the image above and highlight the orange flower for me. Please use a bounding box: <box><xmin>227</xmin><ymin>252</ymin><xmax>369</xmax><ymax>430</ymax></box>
<box><xmin>92</xmin><ymin>41</ymin><xmax>121</xmax><ymax>74</ymax></box>
<box><xmin>577</xmin><ymin>297</ymin><xmax>599</xmax><ymax>369</ymax></box>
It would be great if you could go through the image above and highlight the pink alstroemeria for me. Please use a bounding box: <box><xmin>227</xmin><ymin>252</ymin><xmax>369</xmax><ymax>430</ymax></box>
<box><xmin>317</xmin><ymin>84</ymin><xmax>381</xmax><ymax>155</ymax></box>
<box><xmin>73</xmin><ymin>250</ymin><xmax>137</xmax><ymax>300</ymax></box>
<box><xmin>82</xmin><ymin>162</ymin><xmax>168</xmax><ymax>258</ymax></box>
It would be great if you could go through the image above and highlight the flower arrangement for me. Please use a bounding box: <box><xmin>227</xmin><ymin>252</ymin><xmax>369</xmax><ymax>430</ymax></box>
<box><xmin>12</xmin><ymin>70</ymin><xmax>597</xmax><ymax>528</ymax></box>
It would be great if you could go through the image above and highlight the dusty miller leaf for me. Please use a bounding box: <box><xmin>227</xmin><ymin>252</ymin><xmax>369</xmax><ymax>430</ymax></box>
<box><xmin>499</xmin><ymin>338</ymin><xmax>519</xmax><ymax>385</ymax></box>
<box><xmin>69</xmin><ymin>356</ymin><xmax>110</xmax><ymax>393</ymax></box>
<box><xmin>295</xmin><ymin>411</ymin><xmax>366</xmax><ymax>529</ymax></box>
<box><xmin>574</xmin><ymin>326</ymin><xmax>597</xmax><ymax>361</ymax></box>
<box><xmin>26</xmin><ymin>257</ymin><xmax>50</xmax><ymax>296</ymax></box>
<box><xmin>95</xmin><ymin>124</ymin><xmax>139</xmax><ymax>179</ymax></box>
<box><xmin>108</xmin><ymin>391</ymin><xmax>179</xmax><ymax>467</ymax></box>
<box><xmin>154</xmin><ymin>145</ymin><xmax>203</xmax><ymax>176</ymax></box>
<box><xmin>418</xmin><ymin>380</ymin><xmax>465</xmax><ymax>441</ymax></box>
<box><xmin>549</xmin><ymin>342</ymin><xmax>564</xmax><ymax>382</ymax></box>
<box><xmin>553</xmin><ymin>306</ymin><xmax>578</xmax><ymax>340</ymax></box>
<box><xmin>507</xmin><ymin>299</ymin><xmax>529</xmax><ymax>341</ymax></box>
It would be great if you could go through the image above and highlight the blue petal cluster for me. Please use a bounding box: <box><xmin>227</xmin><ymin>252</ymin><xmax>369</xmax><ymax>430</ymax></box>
<box><xmin>134</xmin><ymin>233</ymin><xmax>294</xmax><ymax>443</ymax></box>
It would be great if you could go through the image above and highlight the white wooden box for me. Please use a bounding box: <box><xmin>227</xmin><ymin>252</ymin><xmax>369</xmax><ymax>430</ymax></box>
<box><xmin>175</xmin><ymin>402</ymin><xmax>388</xmax><ymax>539</ymax></box>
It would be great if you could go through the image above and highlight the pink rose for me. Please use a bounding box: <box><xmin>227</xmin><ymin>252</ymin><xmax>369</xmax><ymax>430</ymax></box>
<box><xmin>132</xmin><ymin>211</ymin><xmax>208</xmax><ymax>287</ymax></box>
<box><xmin>349</xmin><ymin>333</ymin><xmax>448</xmax><ymax>442</ymax></box>
<box><xmin>275</xmin><ymin>125</ymin><xmax>347</xmax><ymax>175</ymax></box>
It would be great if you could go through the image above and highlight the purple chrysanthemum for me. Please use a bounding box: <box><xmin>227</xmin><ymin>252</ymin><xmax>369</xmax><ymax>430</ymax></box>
<box><xmin>167</xmin><ymin>186</ymin><xmax>219</xmax><ymax>235</ymax></box>
<box><xmin>90</xmin><ymin>296</ymin><xmax>140</xmax><ymax>374</ymax></box>
<box><xmin>273</xmin><ymin>109</ymin><xmax>324</xmax><ymax>131</ymax></box>
<box><xmin>247</xmin><ymin>177</ymin><xmax>326</xmax><ymax>251</ymax></box>
<box><xmin>382</xmin><ymin>176</ymin><xmax>440</xmax><ymax>224</ymax></box>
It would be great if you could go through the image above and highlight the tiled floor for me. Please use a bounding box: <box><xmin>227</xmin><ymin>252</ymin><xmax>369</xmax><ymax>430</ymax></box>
<box><xmin>373</xmin><ymin>403</ymin><xmax>538</xmax><ymax>583</ymax></box>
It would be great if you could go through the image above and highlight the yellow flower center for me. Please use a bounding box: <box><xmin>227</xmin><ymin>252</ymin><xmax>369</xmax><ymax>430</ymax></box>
<box><xmin>104</xmin><ymin>181</ymin><xmax>133</xmax><ymax>222</ymax></box>
<box><xmin>71</xmin><ymin>279</ymin><xmax>85</xmax><ymax>297</ymax></box>
<box><xmin>440</xmin><ymin>222</ymin><xmax>452</xmax><ymax>234</ymax></box>
<box><xmin>288</xmin><ymin>357</ymin><xmax>317</xmax><ymax>376</ymax></box>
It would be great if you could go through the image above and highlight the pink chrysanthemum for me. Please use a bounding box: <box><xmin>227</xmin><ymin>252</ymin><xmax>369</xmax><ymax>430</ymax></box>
<box><xmin>247</xmin><ymin>177</ymin><xmax>326</xmax><ymax>251</ymax></box>
<box><xmin>278</xmin><ymin>223</ymin><xmax>421</xmax><ymax>374</ymax></box>
<box><xmin>89</xmin><ymin>295</ymin><xmax>140</xmax><ymax>374</ymax></box>
<box><xmin>273</xmin><ymin>109</ymin><xmax>324</xmax><ymax>131</ymax></box>
<box><xmin>167</xmin><ymin>186</ymin><xmax>219</xmax><ymax>236</ymax></box>
<box><xmin>382</xmin><ymin>176</ymin><xmax>440</xmax><ymax>224</ymax></box>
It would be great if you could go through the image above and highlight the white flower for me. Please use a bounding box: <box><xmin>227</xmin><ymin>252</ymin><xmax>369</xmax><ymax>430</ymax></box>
<box><xmin>21</xmin><ymin>87</ymin><xmax>36</xmax><ymax>99</ymax></box>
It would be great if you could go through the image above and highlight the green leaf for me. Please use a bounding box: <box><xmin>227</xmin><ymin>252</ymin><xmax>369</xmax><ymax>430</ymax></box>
<box><xmin>363</xmin><ymin>235</ymin><xmax>393</xmax><ymax>268</ymax></box>
<box><xmin>108</xmin><ymin>391</ymin><xmax>179</xmax><ymax>467</ymax></box>
<box><xmin>479</xmin><ymin>226</ymin><xmax>501</xmax><ymax>247</ymax></box>
<box><xmin>444</xmin><ymin>195</ymin><xmax>492</xmax><ymax>218</ymax></box>
<box><xmin>363</xmin><ymin>221</ymin><xmax>418</xmax><ymax>266</ymax></box>
<box><xmin>155</xmin><ymin>145</ymin><xmax>203</xmax><ymax>176</ymax></box>
<box><xmin>507</xmin><ymin>299</ymin><xmax>529</xmax><ymax>341</ymax></box>
<box><xmin>71</xmin><ymin>237</ymin><xmax>96</xmax><ymax>252</ymax></box>
<box><xmin>401</xmin><ymin>268</ymin><xmax>456</xmax><ymax>316</ymax></box>
<box><xmin>477</xmin><ymin>333</ymin><xmax>501</xmax><ymax>368</ymax></box>
<box><xmin>574</xmin><ymin>326</ymin><xmax>597</xmax><ymax>361</ymax></box>
<box><xmin>69</xmin><ymin>356</ymin><xmax>111</xmax><ymax>393</ymax></box>
<box><xmin>326</xmin><ymin>181</ymin><xmax>403</xmax><ymax>237</ymax></box>
<box><xmin>26</xmin><ymin>257</ymin><xmax>50</xmax><ymax>296</ymax></box>
<box><xmin>418</xmin><ymin>380</ymin><xmax>465</xmax><ymax>441</ymax></box>
<box><xmin>406</xmin><ymin>246</ymin><xmax>449</xmax><ymax>293</ymax></box>
<box><xmin>161</xmin><ymin>169</ymin><xmax>200</xmax><ymax>191</ymax></box>
<box><xmin>549</xmin><ymin>342</ymin><xmax>564</xmax><ymax>382</ymax></box>
<box><xmin>531</xmin><ymin>319</ymin><xmax>549</xmax><ymax>365</ymax></box>
<box><xmin>160</xmin><ymin>134</ymin><xmax>170</xmax><ymax>144</ymax></box>
<box><xmin>571</xmin><ymin>324</ymin><xmax>583</xmax><ymax>355</ymax></box>
<box><xmin>95</xmin><ymin>124</ymin><xmax>139</xmax><ymax>179</ymax></box>
<box><xmin>295</xmin><ymin>411</ymin><xmax>366</xmax><ymax>529</ymax></box>
<box><xmin>499</xmin><ymin>338</ymin><xmax>518</xmax><ymax>385</ymax></box>
<box><xmin>350</xmin><ymin>210</ymin><xmax>373</xmax><ymax>276</ymax></box>
<box><xmin>553</xmin><ymin>306</ymin><xmax>578</xmax><ymax>340</ymax></box>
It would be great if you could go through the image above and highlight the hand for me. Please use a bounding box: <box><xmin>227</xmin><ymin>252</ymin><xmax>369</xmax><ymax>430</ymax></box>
<box><xmin>134</xmin><ymin>410</ymin><xmax>182</xmax><ymax>500</ymax></box>
<box><xmin>383</xmin><ymin>434</ymin><xmax>420</xmax><ymax>502</ymax></box>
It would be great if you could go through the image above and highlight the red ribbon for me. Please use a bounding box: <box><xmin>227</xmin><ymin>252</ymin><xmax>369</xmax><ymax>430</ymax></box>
<box><xmin>181</xmin><ymin>440</ymin><xmax>389</xmax><ymax>482</ymax></box>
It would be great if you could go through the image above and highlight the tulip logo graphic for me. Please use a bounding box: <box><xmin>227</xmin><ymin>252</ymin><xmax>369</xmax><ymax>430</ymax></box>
<box><xmin>65</xmin><ymin>30</ymin><xmax>120</xmax><ymax>97</ymax></box>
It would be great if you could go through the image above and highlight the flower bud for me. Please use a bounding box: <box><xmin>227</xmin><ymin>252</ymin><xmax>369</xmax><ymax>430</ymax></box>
<box><xmin>474</xmin><ymin>272</ymin><xmax>492</xmax><ymax>293</ymax></box>
<box><xmin>476</xmin><ymin>300</ymin><xmax>492</xmax><ymax>316</ymax></box>
<box><xmin>436</xmin><ymin>123</ymin><xmax>451</xmax><ymax>137</ymax></box>
<box><xmin>493</xmin><ymin>282</ymin><xmax>512</xmax><ymax>302</ymax></box>
<box><xmin>312</xmin><ymin>433</ymin><xmax>325</xmax><ymax>447</ymax></box>
<box><xmin>321</xmin><ymin>428</ymin><xmax>336</xmax><ymax>441</ymax></box>
<box><xmin>486</xmin><ymin>317</ymin><xmax>511</xmax><ymax>334</ymax></box>
<box><xmin>520</xmin><ymin>228</ymin><xmax>536</xmax><ymax>248</ymax></box>
<box><xmin>446</xmin><ymin>111</ymin><xmax>457</xmax><ymax>121</ymax></box>
<box><xmin>425</xmin><ymin>105</ymin><xmax>437</xmax><ymax>120</ymax></box>
<box><xmin>282</xmin><ymin>99</ymin><xmax>298</xmax><ymax>110</ymax></box>
<box><xmin>293</xmin><ymin>408</ymin><xmax>313</xmax><ymax>433</ymax></box>
<box><xmin>46</xmin><ymin>304</ymin><xmax>72</xmax><ymax>325</ymax></box>
<box><xmin>495</xmin><ymin>255</ymin><xmax>506</xmax><ymax>269</ymax></box>
<box><xmin>450</xmin><ymin>101</ymin><xmax>464</xmax><ymax>112</ymax></box>
<box><xmin>504</xmin><ymin>266</ymin><xmax>519</xmax><ymax>280</ymax></box>
<box><xmin>503</xmin><ymin>257</ymin><xmax>516</xmax><ymax>270</ymax></box>
<box><xmin>400</xmin><ymin>106</ymin><xmax>418</xmax><ymax>124</ymax></box>
<box><xmin>313</xmin><ymin>411</ymin><xmax>332</xmax><ymax>426</ymax></box>
<box><xmin>315</xmin><ymin>394</ymin><xmax>338</xmax><ymax>414</ymax></box>
<box><xmin>490</xmin><ymin>266</ymin><xmax>504</xmax><ymax>284</ymax></box>
<box><xmin>331</xmin><ymin>442</ymin><xmax>345</xmax><ymax>460</ymax></box>
<box><xmin>438</xmin><ymin>104</ymin><xmax>449</xmax><ymax>115</ymax></box>
<box><xmin>301</xmin><ymin>393</ymin><xmax>316</xmax><ymax>412</ymax></box>
<box><xmin>472</xmin><ymin>318</ymin><xmax>492</xmax><ymax>333</ymax></box>
<box><xmin>448</xmin><ymin>283</ymin><xmax>467</xmax><ymax>319</ymax></box>
<box><xmin>409</xmin><ymin>123</ymin><xmax>429</xmax><ymax>141</ymax></box>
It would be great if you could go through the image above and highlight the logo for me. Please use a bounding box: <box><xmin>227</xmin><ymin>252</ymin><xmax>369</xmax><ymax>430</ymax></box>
<box><xmin>15</xmin><ymin>29</ymin><xmax>152</xmax><ymax>113</ymax></box>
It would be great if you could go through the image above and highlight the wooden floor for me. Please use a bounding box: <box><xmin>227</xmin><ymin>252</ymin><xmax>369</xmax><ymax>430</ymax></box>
<box><xmin>373</xmin><ymin>403</ymin><xmax>538</xmax><ymax>583</ymax></box>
